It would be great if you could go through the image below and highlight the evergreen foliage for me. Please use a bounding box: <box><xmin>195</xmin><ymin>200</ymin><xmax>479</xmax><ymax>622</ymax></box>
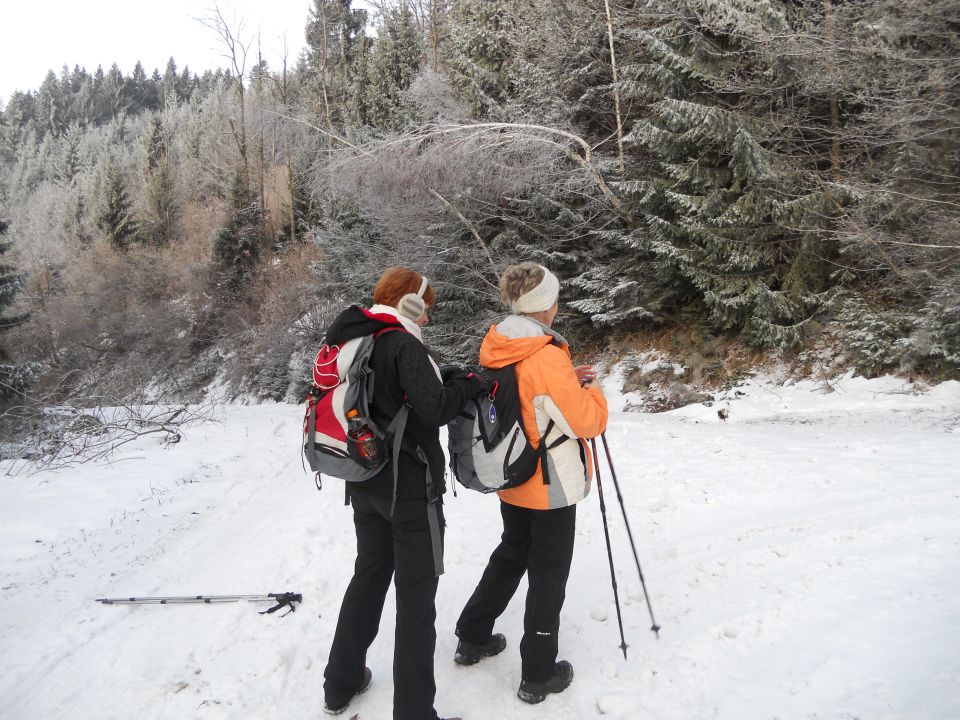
<box><xmin>1</xmin><ymin>58</ymin><xmax>203</xmax><ymax>153</ymax></box>
<box><xmin>96</xmin><ymin>157</ymin><xmax>137</xmax><ymax>251</ymax></box>
<box><xmin>0</xmin><ymin>216</ymin><xmax>35</xmax><ymax>399</ymax></box>
<box><xmin>366</xmin><ymin>3</ymin><xmax>422</xmax><ymax>130</ymax></box>
<box><xmin>211</xmin><ymin>169</ymin><xmax>263</xmax><ymax>287</ymax></box>
<box><xmin>586</xmin><ymin>1</ymin><xmax>837</xmax><ymax>347</ymax></box>
<box><xmin>304</xmin><ymin>0</ymin><xmax>369</xmax><ymax>125</ymax></box>
<box><xmin>142</xmin><ymin>116</ymin><xmax>179</xmax><ymax>246</ymax></box>
<box><xmin>446</xmin><ymin>0</ymin><xmax>513</xmax><ymax>117</ymax></box>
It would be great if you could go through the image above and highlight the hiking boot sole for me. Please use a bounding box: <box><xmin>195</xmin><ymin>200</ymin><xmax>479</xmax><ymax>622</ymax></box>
<box><xmin>454</xmin><ymin>633</ymin><xmax>507</xmax><ymax>666</ymax></box>
<box><xmin>323</xmin><ymin>667</ymin><xmax>372</xmax><ymax>715</ymax></box>
<box><xmin>517</xmin><ymin>661</ymin><xmax>573</xmax><ymax>704</ymax></box>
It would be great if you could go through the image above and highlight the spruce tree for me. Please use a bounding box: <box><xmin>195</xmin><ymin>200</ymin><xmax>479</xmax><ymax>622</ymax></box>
<box><xmin>0</xmin><ymin>217</ymin><xmax>33</xmax><ymax>400</ymax></box>
<box><xmin>305</xmin><ymin>0</ymin><xmax>369</xmax><ymax>125</ymax></box>
<box><xmin>56</xmin><ymin>121</ymin><xmax>83</xmax><ymax>185</ymax></box>
<box><xmin>446</xmin><ymin>0</ymin><xmax>513</xmax><ymax>117</ymax></box>
<box><xmin>601</xmin><ymin>0</ymin><xmax>839</xmax><ymax>347</ymax></box>
<box><xmin>142</xmin><ymin>116</ymin><xmax>179</xmax><ymax>246</ymax></box>
<box><xmin>347</xmin><ymin>31</ymin><xmax>374</xmax><ymax>126</ymax></box>
<box><xmin>212</xmin><ymin>168</ymin><xmax>263</xmax><ymax>287</ymax></box>
<box><xmin>366</xmin><ymin>3</ymin><xmax>422</xmax><ymax>130</ymax></box>
<box><xmin>97</xmin><ymin>158</ymin><xmax>137</xmax><ymax>251</ymax></box>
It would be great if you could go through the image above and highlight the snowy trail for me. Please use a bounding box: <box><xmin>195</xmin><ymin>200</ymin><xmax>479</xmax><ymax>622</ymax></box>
<box><xmin>1</xmin><ymin>378</ymin><xmax>958</xmax><ymax>720</ymax></box>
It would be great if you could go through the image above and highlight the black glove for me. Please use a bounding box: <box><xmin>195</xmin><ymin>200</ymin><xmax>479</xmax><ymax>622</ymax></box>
<box><xmin>461</xmin><ymin>370</ymin><xmax>493</xmax><ymax>398</ymax></box>
<box><xmin>440</xmin><ymin>364</ymin><xmax>465</xmax><ymax>383</ymax></box>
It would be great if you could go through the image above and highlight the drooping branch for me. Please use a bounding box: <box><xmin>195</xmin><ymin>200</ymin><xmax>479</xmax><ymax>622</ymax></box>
<box><xmin>354</xmin><ymin>122</ymin><xmax>624</xmax><ymax>209</ymax></box>
<box><xmin>428</xmin><ymin>188</ymin><xmax>498</xmax><ymax>279</ymax></box>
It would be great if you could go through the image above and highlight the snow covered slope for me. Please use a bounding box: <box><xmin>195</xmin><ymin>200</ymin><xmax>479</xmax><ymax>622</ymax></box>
<box><xmin>1</xmin><ymin>376</ymin><xmax>958</xmax><ymax>720</ymax></box>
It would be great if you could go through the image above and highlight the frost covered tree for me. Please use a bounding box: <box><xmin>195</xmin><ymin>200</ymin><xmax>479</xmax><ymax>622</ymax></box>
<box><xmin>445</xmin><ymin>0</ymin><xmax>512</xmax><ymax>117</ymax></box>
<box><xmin>142</xmin><ymin>116</ymin><xmax>179</xmax><ymax>246</ymax></box>
<box><xmin>556</xmin><ymin>0</ymin><xmax>839</xmax><ymax>347</ymax></box>
<box><xmin>0</xmin><ymin>217</ymin><xmax>34</xmax><ymax>400</ymax></box>
<box><xmin>96</xmin><ymin>157</ymin><xmax>137</xmax><ymax>251</ymax></box>
<box><xmin>366</xmin><ymin>3</ymin><xmax>422</xmax><ymax>130</ymax></box>
<box><xmin>822</xmin><ymin>0</ymin><xmax>960</xmax><ymax>375</ymax></box>
<box><xmin>212</xmin><ymin>168</ymin><xmax>263</xmax><ymax>287</ymax></box>
<box><xmin>305</xmin><ymin>0</ymin><xmax>369</xmax><ymax>130</ymax></box>
<box><xmin>56</xmin><ymin>122</ymin><xmax>83</xmax><ymax>185</ymax></box>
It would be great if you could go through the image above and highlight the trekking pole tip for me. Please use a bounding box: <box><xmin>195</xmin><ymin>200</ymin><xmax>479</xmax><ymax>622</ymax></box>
<box><xmin>651</xmin><ymin>623</ymin><xmax>661</xmax><ymax>639</ymax></box>
<box><xmin>620</xmin><ymin>643</ymin><xmax>628</xmax><ymax>660</ymax></box>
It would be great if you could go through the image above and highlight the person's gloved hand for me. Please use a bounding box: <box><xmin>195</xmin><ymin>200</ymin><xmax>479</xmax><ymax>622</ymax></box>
<box><xmin>440</xmin><ymin>364</ymin><xmax>466</xmax><ymax>383</ymax></box>
<box><xmin>461</xmin><ymin>370</ymin><xmax>493</xmax><ymax>398</ymax></box>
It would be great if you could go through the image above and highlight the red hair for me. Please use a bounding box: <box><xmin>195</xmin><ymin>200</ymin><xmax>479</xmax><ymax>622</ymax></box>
<box><xmin>373</xmin><ymin>267</ymin><xmax>436</xmax><ymax>308</ymax></box>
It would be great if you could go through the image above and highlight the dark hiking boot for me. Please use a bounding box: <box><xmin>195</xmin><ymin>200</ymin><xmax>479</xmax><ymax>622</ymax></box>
<box><xmin>517</xmin><ymin>660</ymin><xmax>574</xmax><ymax>704</ymax></box>
<box><xmin>323</xmin><ymin>666</ymin><xmax>372</xmax><ymax>715</ymax></box>
<box><xmin>454</xmin><ymin>633</ymin><xmax>507</xmax><ymax>666</ymax></box>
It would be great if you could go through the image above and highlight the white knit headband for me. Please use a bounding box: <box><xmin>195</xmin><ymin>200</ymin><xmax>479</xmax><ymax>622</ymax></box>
<box><xmin>511</xmin><ymin>266</ymin><xmax>560</xmax><ymax>314</ymax></box>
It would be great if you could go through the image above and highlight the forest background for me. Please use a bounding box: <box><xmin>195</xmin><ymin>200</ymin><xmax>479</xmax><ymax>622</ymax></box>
<box><xmin>0</xmin><ymin>0</ymin><xmax>957</xmax><ymax>448</ymax></box>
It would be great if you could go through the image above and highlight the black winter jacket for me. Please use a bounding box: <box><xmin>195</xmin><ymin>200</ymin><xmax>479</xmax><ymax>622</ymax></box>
<box><xmin>323</xmin><ymin>305</ymin><xmax>474</xmax><ymax>500</ymax></box>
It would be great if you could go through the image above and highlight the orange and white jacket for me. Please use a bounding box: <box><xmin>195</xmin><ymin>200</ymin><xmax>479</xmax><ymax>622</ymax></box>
<box><xmin>479</xmin><ymin>315</ymin><xmax>609</xmax><ymax>511</ymax></box>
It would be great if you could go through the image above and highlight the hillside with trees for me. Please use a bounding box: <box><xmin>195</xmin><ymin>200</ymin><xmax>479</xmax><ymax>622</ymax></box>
<box><xmin>0</xmin><ymin>0</ymin><xmax>957</xmax><ymax>439</ymax></box>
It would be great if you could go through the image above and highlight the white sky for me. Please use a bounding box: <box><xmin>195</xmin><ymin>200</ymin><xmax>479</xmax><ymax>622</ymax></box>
<box><xmin>0</xmin><ymin>0</ymin><xmax>316</xmax><ymax>101</ymax></box>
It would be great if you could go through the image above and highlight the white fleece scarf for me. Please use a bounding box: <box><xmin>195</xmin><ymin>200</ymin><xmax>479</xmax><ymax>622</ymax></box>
<box><xmin>369</xmin><ymin>303</ymin><xmax>442</xmax><ymax>380</ymax></box>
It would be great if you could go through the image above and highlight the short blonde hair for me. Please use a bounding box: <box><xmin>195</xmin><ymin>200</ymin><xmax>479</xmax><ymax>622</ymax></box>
<box><xmin>499</xmin><ymin>262</ymin><xmax>544</xmax><ymax>307</ymax></box>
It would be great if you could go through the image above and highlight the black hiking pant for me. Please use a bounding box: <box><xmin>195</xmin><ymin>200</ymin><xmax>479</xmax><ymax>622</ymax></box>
<box><xmin>323</xmin><ymin>488</ymin><xmax>444</xmax><ymax>720</ymax></box>
<box><xmin>455</xmin><ymin>501</ymin><xmax>577</xmax><ymax>683</ymax></box>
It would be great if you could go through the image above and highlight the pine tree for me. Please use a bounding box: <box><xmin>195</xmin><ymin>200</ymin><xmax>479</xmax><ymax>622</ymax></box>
<box><xmin>56</xmin><ymin>121</ymin><xmax>83</xmax><ymax>185</ymax></box>
<box><xmin>142</xmin><ymin>116</ymin><xmax>179</xmax><ymax>246</ymax></box>
<box><xmin>446</xmin><ymin>0</ymin><xmax>512</xmax><ymax>117</ymax></box>
<box><xmin>102</xmin><ymin>63</ymin><xmax>127</xmax><ymax>118</ymax></box>
<box><xmin>161</xmin><ymin>58</ymin><xmax>183</xmax><ymax>107</ymax></box>
<box><xmin>212</xmin><ymin>168</ymin><xmax>263</xmax><ymax>287</ymax></box>
<box><xmin>1</xmin><ymin>91</ymin><xmax>37</xmax><ymax>162</ymax></box>
<box><xmin>34</xmin><ymin>70</ymin><xmax>66</xmax><ymax>138</ymax></box>
<box><xmin>366</xmin><ymin>3</ymin><xmax>422</xmax><ymax>130</ymax></box>
<box><xmin>824</xmin><ymin>0</ymin><xmax>960</xmax><ymax>373</ymax></box>
<box><xmin>97</xmin><ymin>158</ymin><xmax>137</xmax><ymax>251</ymax></box>
<box><xmin>305</xmin><ymin>0</ymin><xmax>369</xmax><ymax>127</ymax></box>
<box><xmin>0</xmin><ymin>217</ymin><xmax>34</xmax><ymax>400</ymax></box>
<box><xmin>598</xmin><ymin>0</ymin><xmax>840</xmax><ymax>347</ymax></box>
<box><xmin>347</xmin><ymin>31</ymin><xmax>374</xmax><ymax>126</ymax></box>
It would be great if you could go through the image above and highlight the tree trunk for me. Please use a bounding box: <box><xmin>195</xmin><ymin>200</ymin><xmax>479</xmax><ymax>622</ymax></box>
<box><xmin>604</xmin><ymin>0</ymin><xmax>626</xmax><ymax>176</ymax></box>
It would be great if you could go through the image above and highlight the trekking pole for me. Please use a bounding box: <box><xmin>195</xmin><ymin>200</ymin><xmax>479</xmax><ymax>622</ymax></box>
<box><xmin>590</xmin><ymin>437</ymin><xmax>629</xmax><ymax>659</ymax></box>
<box><xmin>600</xmin><ymin>431</ymin><xmax>661</xmax><ymax>637</ymax></box>
<box><xmin>95</xmin><ymin>591</ymin><xmax>302</xmax><ymax>615</ymax></box>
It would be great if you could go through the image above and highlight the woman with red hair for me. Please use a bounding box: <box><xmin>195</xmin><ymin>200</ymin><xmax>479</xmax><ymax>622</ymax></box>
<box><xmin>321</xmin><ymin>267</ymin><xmax>484</xmax><ymax>720</ymax></box>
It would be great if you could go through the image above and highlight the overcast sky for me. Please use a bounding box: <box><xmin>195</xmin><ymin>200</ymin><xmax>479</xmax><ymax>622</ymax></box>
<box><xmin>0</xmin><ymin>0</ymin><xmax>318</xmax><ymax>102</ymax></box>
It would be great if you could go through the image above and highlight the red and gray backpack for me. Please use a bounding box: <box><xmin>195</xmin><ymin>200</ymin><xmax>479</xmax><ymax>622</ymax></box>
<box><xmin>303</xmin><ymin>327</ymin><xmax>408</xmax><ymax>483</ymax></box>
<box><xmin>303</xmin><ymin>307</ymin><xmax>447</xmax><ymax>577</ymax></box>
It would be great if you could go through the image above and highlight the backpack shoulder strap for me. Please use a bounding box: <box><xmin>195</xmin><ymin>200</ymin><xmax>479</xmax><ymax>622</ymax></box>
<box><xmin>373</xmin><ymin>325</ymin><xmax>405</xmax><ymax>339</ymax></box>
<box><xmin>537</xmin><ymin>418</ymin><xmax>570</xmax><ymax>485</ymax></box>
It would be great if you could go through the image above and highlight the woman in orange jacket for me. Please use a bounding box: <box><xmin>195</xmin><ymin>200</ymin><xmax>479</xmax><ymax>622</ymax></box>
<box><xmin>453</xmin><ymin>262</ymin><xmax>608</xmax><ymax>704</ymax></box>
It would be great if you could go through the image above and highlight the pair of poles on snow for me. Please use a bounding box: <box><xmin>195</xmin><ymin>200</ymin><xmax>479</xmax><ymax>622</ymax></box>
<box><xmin>591</xmin><ymin>432</ymin><xmax>660</xmax><ymax>658</ymax></box>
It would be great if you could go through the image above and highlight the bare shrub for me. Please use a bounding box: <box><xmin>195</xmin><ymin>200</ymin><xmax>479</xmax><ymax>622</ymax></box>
<box><xmin>1</xmin><ymin>388</ymin><xmax>217</xmax><ymax>474</ymax></box>
<box><xmin>13</xmin><ymin>233</ymin><xmax>216</xmax><ymax>401</ymax></box>
<box><xmin>217</xmin><ymin>242</ymin><xmax>335</xmax><ymax>401</ymax></box>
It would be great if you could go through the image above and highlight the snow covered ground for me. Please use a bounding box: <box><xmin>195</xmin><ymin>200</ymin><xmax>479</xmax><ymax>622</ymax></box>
<box><xmin>1</xmin><ymin>374</ymin><xmax>958</xmax><ymax>720</ymax></box>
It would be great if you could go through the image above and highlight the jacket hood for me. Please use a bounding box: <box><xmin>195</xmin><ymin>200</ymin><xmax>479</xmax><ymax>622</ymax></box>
<box><xmin>479</xmin><ymin>316</ymin><xmax>560</xmax><ymax>368</ymax></box>
<box><xmin>325</xmin><ymin>305</ymin><xmax>404</xmax><ymax>345</ymax></box>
